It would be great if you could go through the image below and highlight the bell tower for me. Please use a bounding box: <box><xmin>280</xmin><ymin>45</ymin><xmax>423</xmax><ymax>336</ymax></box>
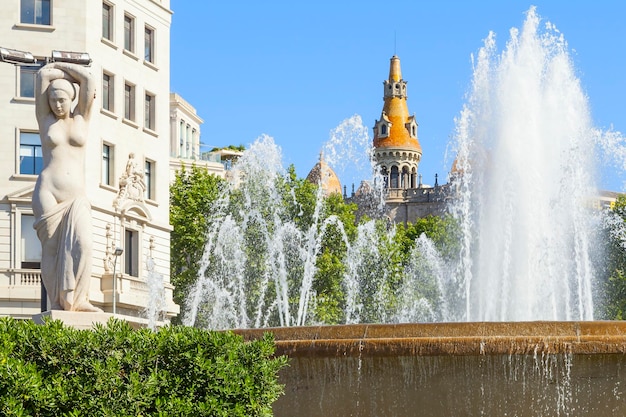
<box><xmin>373</xmin><ymin>55</ymin><xmax>422</xmax><ymax>190</ymax></box>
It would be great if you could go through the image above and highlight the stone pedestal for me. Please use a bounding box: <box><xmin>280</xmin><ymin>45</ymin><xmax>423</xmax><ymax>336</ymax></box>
<box><xmin>32</xmin><ymin>310</ymin><xmax>153</xmax><ymax>330</ymax></box>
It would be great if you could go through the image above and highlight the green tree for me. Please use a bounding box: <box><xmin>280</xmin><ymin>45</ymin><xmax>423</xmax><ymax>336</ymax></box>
<box><xmin>277</xmin><ymin>165</ymin><xmax>319</xmax><ymax>230</ymax></box>
<box><xmin>275</xmin><ymin>166</ymin><xmax>360</xmax><ymax>324</ymax></box>
<box><xmin>170</xmin><ymin>164</ymin><xmax>225</xmax><ymax>319</ymax></box>
<box><xmin>393</xmin><ymin>214</ymin><xmax>461</xmax><ymax>263</ymax></box>
<box><xmin>388</xmin><ymin>215</ymin><xmax>462</xmax><ymax>321</ymax></box>
<box><xmin>600</xmin><ymin>196</ymin><xmax>626</xmax><ymax>319</ymax></box>
<box><xmin>312</xmin><ymin>192</ymin><xmax>359</xmax><ymax>324</ymax></box>
<box><xmin>210</xmin><ymin>144</ymin><xmax>246</xmax><ymax>152</ymax></box>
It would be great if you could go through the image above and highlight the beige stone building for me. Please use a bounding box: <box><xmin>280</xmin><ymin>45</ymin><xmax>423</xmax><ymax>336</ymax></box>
<box><xmin>169</xmin><ymin>92</ymin><xmax>229</xmax><ymax>180</ymax></box>
<box><xmin>0</xmin><ymin>0</ymin><xmax>185</xmax><ymax>322</ymax></box>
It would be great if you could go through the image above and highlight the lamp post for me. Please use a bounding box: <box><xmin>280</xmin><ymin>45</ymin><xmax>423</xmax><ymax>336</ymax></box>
<box><xmin>0</xmin><ymin>47</ymin><xmax>91</xmax><ymax>66</ymax></box>
<box><xmin>0</xmin><ymin>47</ymin><xmax>35</xmax><ymax>64</ymax></box>
<box><xmin>112</xmin><ymin>247</ymin><xmax>123</xmax><ymax>315</ymax></box>
<box><xmin>50</xmin><ymin>50</ymin><xmax>92</xmax><ymax>65</ymax></box>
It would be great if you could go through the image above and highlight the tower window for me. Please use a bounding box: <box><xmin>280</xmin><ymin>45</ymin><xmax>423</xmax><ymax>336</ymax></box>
<box><xmin>390</xmin><ymin>166</ymin><xmax>399</xmax><ymax>188</ymax></box>
<box><xmin>380</xmin><ymin>124</ymin><xmax>387</xmax><ymax>135</ymax></box>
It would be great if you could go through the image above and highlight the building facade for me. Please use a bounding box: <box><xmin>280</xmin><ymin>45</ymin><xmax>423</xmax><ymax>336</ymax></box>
<box><xmin>0</xmin><ymin>0</ymin><xmax>179</xmax><ymax>321</ymax></box>
<box><xmin>169</xmin><ymin>92</ymin><xmax>230</xmax><ymax>180</ymax></box>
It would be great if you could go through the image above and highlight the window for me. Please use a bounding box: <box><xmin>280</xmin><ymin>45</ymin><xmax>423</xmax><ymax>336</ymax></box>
<box><xmin>390</xmin><ymin>166</ymin><xmax>399</xmax><ymax>188</ymax></box>
<box><xmin>144</xmin><ymin>160</ymin><xmax>153</xmax><ymax>200</ymax></box>
<box><xmin>19</xmin><ymin>131</ymin><xmax>42</xmax><ymax>175</ymax></box>
<box><xmin>179</xmin><ymin>120</ymin><xmax>184</xmax><ymax>157</ymax></box>
<box><xmin>102</xmin><ymin>144</ymin><xmax>112</xmax><ymax>185</ymax></box>
<box><xmin>191</xmin><ymin>128</ymin><xmax>197</xmax><ymax>158</ymax></box>
<box><xmin>380</xmin><ymin>124</ymin><xmax>387</xmax><ymax>135</ymax></box>
<box><xmin>19</xmin><ymin>65</ymin><xmax>39</xmax><ymax>98</ymax></box>
<box><xmin>102</xmin><ymin>72</ymin><xmax>113</xmax><ymax>111</ymax></box>
<box><xmin>124</xmin><ymin>229</ymin><xmax>139</xmax><ymax>277</ymax></box>
<box><xmin>124</xmin><ymin>83</ymin><xmax>135</xmax><ymax>120</ymax></box>
<box><xmin>144</xmin><ymin>26</ymin><xmax>154</xmax><ymax>63</ymax></box>
<box><xmin>20</xmin><ymin>0</ymin><xmax>51</xmax><ymax>25</ymax></box>
<box><xmin>381</xmin><ymin>166</ymin><xmax>389</xmax><ymax>189</ymax></box>
<box><xmin>124</xmin><ymin>14</ymin><xmax>135</xmax><ymax>52</ymax></box>
<box><xmin>144</xmin><ymin>93</ymin><xmax>155</xmax><ymax>130</ymax></box>
<box><xmin>102</xmin><ymin>2</ymin><xmax>113</xmax><ymax>41</ymax></box>
<box><xmin>21</xmin><ymin>214</ymin><xmax>41</xmax><ymax>269</ymax></box>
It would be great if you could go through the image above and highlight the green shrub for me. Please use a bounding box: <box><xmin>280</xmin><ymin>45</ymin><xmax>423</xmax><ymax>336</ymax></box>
<box><xmin>0</xmin><ymin>317</ymin><xmax>287</xmax><ymax>416</ymax></box>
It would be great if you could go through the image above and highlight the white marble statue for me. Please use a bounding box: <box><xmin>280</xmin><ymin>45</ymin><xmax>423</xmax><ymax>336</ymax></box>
<box><xmin>113</xmin><ymin>152</ymin><xmax>146</xmax><ymax>208</ymax></box>
<box><xmin>32</xmin><ymin>62</ymin><xmax>101</xmax><ymax>312</ymax></box>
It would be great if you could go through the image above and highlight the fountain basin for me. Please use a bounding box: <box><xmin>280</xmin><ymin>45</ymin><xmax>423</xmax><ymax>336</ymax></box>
<box><xmin>236</xmin><ymin>322</ymin><xmax>626</xmax><ymax>416</ymax></box>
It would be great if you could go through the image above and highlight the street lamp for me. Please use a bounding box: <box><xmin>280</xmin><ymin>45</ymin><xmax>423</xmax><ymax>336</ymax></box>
<box><xmin>0</xmin><ymin>47</ymin><xmax>36</xmax><ymax>64</ymax></box>
<box><xmin>112</xmin><ymin>247</ymin><xmax>123</xmax><ymax>315</ymax></box>
<box><xmin>51</xmin><ymin>50</ymin><xmax>91</xmax><ymax>66</ymax></box>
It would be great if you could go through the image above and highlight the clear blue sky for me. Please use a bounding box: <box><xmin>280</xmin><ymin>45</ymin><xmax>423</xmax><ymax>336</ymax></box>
<box><xmin>170</xmin><ymin>1</ymin><xmax>626</xmax><ymax>192</ymax></box>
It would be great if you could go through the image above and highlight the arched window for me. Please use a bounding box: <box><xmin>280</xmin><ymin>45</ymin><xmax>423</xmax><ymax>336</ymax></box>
<box><xmin>380</xmin><ymin>124</ymin><xmax>387</xmax><ymax>135</ymax></box>
<box><xmin>401</xmin><ymin>167</ymin><xmax>410</xmax><ymax>189</ymax></box>
<box><xmin>390</xmin><ymin>166</ymin><xmax>399</xmax><ymax>188</ymax></box>
<box><xmin>380</xmin><ymin>166</ymin><xmax>389</xmax><ymax>189</ymax></box>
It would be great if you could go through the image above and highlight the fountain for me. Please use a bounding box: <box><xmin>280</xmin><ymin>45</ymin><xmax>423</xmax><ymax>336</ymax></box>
<box><xmin>450</xmin><ymin>8</ymin><xmax>599</xmax><ymax>322</ymax></box>
<box><xmin>184</xmin><ymin>7</ymin><xmax>626</xmax><ymax>416</ymax></box>
<box><xmin>145</xmin><ymin>255</ymin><xmax>167</xmax><ymax>330</ymax></box>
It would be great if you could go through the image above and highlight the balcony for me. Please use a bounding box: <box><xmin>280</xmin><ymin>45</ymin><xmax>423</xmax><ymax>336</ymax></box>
<box><xmin>0</xmin><ymin>269</ymin><xmax>42</xmax><ymax>318</ymax></box>
<box><xmin>4</xmin><ymin>268</ymin><xmax>41</xmax><ymax>286</ymax></box>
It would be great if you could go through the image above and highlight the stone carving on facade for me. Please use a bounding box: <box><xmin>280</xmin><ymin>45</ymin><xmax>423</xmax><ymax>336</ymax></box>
<box><xmin>113</xmin><ymin>153</ymin><xmax>146</xmax><ymax>209</ymax></box>
<box><xmin>103</xmin><ymin>223</ymin><xmax>114</xmax><ymax>273</ymax></box>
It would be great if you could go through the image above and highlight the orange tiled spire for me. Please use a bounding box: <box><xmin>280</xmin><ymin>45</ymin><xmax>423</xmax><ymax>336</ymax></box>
<box><xmin>373</xmin><ymin>55</ymin><xmax>422</xmax><ymax>153</ymax></box>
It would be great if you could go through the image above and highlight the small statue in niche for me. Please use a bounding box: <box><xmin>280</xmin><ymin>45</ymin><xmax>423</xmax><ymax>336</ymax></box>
<box><xmin>114</xmin><ymin>153</ymin><xmax>146</xmax><ymax>208</ymax></box>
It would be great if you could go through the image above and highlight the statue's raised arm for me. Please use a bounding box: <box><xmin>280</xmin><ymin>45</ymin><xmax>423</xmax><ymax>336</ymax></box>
<box><xmin>35</xmin><ymin>62</ymin><xmax>96</xmax><ymax>124</ymax></box>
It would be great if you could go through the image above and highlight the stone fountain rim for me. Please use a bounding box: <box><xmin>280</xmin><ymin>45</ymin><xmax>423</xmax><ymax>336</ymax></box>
<box><xmin>233</xmin><ymin>321</ymin><xmax>626</xmax><ymax>357</ymax></box>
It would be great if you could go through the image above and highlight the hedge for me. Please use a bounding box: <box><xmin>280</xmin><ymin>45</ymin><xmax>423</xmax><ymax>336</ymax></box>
<box><xmin>0</xmin><ymin>317</ymin><xmax>287</xmax><ymax>416</ymax></box>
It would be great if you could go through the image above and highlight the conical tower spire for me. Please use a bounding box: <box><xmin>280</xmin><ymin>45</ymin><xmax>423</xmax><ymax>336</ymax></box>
<box><xmin>388</xmin><ymin>54</ymin><xmax>403</xmax><ymax>82</ymax></box>
<box><xmin>372</xmin><ymin>55</ymin><xmax>422</xmax><ymax>189</ymax></box>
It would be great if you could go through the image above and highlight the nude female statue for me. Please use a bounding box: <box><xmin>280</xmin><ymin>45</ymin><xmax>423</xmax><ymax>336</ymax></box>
<box><xmin>33</xmin><ymin>62</ymin><xmax>101</xmax><ymax>312</ymax></box>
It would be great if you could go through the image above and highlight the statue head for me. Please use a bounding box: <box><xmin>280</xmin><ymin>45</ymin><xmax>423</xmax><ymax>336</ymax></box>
<box><xmin>48</xmin><ymin>79</ymin><xmax>76</xmax><ymax>118</ymax></box>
